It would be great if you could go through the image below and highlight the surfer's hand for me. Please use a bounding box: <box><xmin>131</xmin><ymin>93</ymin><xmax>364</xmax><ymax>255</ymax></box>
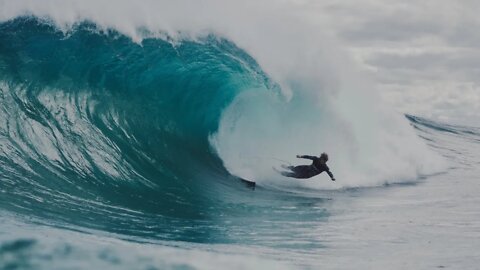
<box><xmin>331</xmin><ymin>178</ymin><xmax>336</xmax><ymax>181</ymax></box>
<box><xmin>296</xmin><ymin>155</ymin><xmax>301</xmax><ymax>158</ymax></box>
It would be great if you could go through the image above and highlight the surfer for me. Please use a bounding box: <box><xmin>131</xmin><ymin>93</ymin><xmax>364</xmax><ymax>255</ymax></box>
<box><xmin>279</xmin><ymin>153</ymin><xmax>335</xmax><ymax>181</ymax></box>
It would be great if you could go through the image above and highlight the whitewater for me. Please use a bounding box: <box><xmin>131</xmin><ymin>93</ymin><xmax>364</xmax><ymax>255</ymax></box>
<box><xmin>1</xmin><ymin>1</ymin><xmax>479</xmax><ymax>269</ymax></box>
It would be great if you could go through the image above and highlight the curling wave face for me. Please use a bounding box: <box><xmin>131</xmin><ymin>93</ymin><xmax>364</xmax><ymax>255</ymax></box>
<box><xmin>0</xmin><ymin>18</ymin><xmax>276</xmax><ymax>241</ymax></box>
<box><xmin>0</xmin><ymin>10</ymin><xmax>445</xmax><ymax>243</ymax></box>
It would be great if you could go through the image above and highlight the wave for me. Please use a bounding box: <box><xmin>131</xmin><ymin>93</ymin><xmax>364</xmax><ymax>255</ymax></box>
<box><xmin>0</xmin><ymin>18</ymin><xmax>275</xmax><ymax>240</ymax></box>
<box><xmin>406</xmin><ymin>114</ymin><xmax>480</xmax><ymax>137</ymax></box>
<box><xmin>0</xmin><ymin>5</ymin><xmax>445</xmax><ymax>241</ymax></box>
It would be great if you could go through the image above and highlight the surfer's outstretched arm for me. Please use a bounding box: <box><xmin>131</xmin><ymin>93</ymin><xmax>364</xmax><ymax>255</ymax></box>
<box><xmin>326</xmin><ymin>170</ymin><xmax>335</xmax><ymax>181</ymax></box>
<box><xmin>296</xmin><ymin>155</ymin><xmax>316</xmax><ymax>160</ymax></box>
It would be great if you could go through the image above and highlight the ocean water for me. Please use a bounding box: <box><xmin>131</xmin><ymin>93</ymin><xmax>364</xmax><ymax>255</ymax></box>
<box><xmin>1</xmin><ymin>5</ymin><xmax>479</xmax><ymax>270</ymax></box>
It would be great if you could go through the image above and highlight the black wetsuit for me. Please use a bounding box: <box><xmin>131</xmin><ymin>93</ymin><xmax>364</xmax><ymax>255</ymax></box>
<box><xmin>281</xmin><ymin>155</ymin><xmax>334</xmax><ymax>179</ymax></box>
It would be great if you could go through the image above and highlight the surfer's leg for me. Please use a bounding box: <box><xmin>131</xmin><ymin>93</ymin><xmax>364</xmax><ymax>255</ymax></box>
<box><xmin>280</xmin><ymin>171</ymin><xmax>297</xmax><ymax>178</ymax></box>
<box><xmin>281</xmin><ymin>164</ymin><xmax>294</xmax><ymax>170</ymax></box>
<box><xmin>290</xmin><ymin>165</ymin><xmax>315</xmax><ymax>179</ymax></box>
<box><xmin>278</xmin><ymin>165</ymin><xmax>311</xmax><ymax>178</ymax></box>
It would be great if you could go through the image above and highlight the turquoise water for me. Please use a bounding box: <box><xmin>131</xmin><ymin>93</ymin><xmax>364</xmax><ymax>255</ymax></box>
<box><xmin>1</xmin><ymin>18</ymin><xmax>480</xmax><ymax>270</ymax></box>
<box><xmin>0</xmin><ymin>18</ymin><xmax>276</xmax><ymax>243</ymax></box>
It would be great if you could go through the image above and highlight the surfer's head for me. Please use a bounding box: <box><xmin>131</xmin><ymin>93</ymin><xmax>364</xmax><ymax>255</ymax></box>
<box><xmin>320</xmin><ymin>152</ymin><xmax>329</xmax><ymax>162</ymax></box>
